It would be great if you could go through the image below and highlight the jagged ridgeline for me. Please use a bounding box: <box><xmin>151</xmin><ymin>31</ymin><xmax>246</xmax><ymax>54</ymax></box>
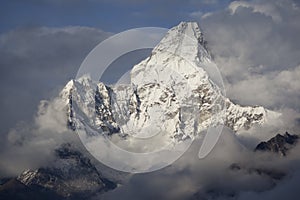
<box><xmin>61</xmin><ymin>22</ymin><xmax>279</xmax><ymax>141</ymax></box>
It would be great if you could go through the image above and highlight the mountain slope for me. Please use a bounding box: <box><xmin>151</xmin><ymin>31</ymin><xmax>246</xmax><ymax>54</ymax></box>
<box><xmin>0</xmin><ymin>143</ymin><xmax>117</xmax><ymax>200</ymax></box>
<box><xmin>63</xmin><ymin>22</ymin><xmax>278</xmax><ymax>143</ymax></box>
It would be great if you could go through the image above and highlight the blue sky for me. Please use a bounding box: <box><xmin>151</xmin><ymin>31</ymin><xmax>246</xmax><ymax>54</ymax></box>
<box><xmin>0</xmin><ymin>0</ymin><xmax>233</xmax><ymax>33</ymax></box>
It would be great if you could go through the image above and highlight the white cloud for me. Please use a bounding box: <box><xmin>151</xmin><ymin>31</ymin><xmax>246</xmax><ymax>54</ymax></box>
<box><xmin>201</xmin><ymin>12</ymin><xmax>213</xmax><ymax>19</ymax></box>
<box><xmin>226</xmin><ymin>65</ymin><xmax>300</xmax><ymax>109</ymax></box>
<box><xmin>0</xmin><ymin>95</ymin><xmax>80</xmax><ymax>177</ymax></box>
<box><xmin>229</xmin><ymin>1</ymin><xmax>282</xmax><ymax>22</ymax></box>
<box><xmin>99</xmin><ymin>127</ymin><xmax>300</xmax><ymax>200</ymax></box>
<box><xmin>189</xmin><ymin>11</ymin><xmax>203</xmax><ymax>19</ymax></box>
<box><xmin>199</xmin><ymin>0</ymin><xmax>300</xmax><ymax>112</ymax></box>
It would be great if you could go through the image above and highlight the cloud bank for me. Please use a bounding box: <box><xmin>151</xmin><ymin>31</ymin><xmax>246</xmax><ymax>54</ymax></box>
<box><xmin>0</xmin><ymin>96</ymin><xmax>80</xmax><ymax>177</ymax></box>
<box><xmin>200</xmin><ymin>0</ymin><xmax>300</xmax><ymax>111</ymax></box>
<box><xmin>0</xmin><ymin>26</ymin><xmax>110</xmax><ymax>137</ymax></box>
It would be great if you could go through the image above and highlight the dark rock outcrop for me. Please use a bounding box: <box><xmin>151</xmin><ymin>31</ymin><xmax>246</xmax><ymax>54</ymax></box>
<box><xmin>255</xmin><ymin>132</ymin><xmax>298</xmax><ymax>156</ymax></box>
<box><xmin>0</xmin><ymin>143</ymin><xmax>117</xmax><ymax>200</ymax></box>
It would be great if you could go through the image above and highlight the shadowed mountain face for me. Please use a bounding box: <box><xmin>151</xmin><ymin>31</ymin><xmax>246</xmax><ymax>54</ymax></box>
<box><xmin>255</xmin><ymin>132</ymin><xmax>299</xmax><ymax>156</ymax></box>
<box><xmin>0</xmin><ymin>143</ymin><xmax>117</xmax><ymax>200</ymax></box>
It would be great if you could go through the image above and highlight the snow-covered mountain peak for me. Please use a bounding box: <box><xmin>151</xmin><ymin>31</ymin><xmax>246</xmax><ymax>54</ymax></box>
<box><xmin>152</xmin><ymin>22</ymin><xmax>210</xmax><ymax>61</ymax></box>
<box><xmin>130</xmin><ymin>22</ymin><xmax>212</xmax><ymax>94</ymax></box>
<box><xmin>61</xmin><ymin>22</ymin><xmax>278</xmax><ymax>145</ymax></box>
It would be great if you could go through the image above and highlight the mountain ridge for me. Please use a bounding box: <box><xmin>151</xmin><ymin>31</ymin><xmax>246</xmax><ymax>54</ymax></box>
<box><xmin>255</xmin><ymin>132</ymin><xmax>299</xmax><ymax>156</ymax></box>
<box><xmin>0</xmin><ymin>143</ymin><xmax>117</xmax><ymax>200</ymax></box>
<box><xmin>63</xmin><ymin>22</ymin><xmax>279</xmax><ymax>142</ymax></box>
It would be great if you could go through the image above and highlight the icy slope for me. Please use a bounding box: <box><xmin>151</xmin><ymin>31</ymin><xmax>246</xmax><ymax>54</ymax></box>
<box><xmin>62</xmin><ymin>22</ymin><xmax>278</xmax><ymax>144</ymax></box>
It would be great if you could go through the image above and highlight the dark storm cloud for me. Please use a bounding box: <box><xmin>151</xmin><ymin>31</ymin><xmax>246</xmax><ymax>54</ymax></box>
<box><xmin>0</xmin><ymin>26</ymin><xmax>110</xmax><ymax>136</ymax></box>
<box><xmin>238</xmin><ymin>170</ymin><xmax>300</xmax><ymax>200</ymax></box>
<box><xmin>97</xmin><ymin>128</ymin><xmax>300</xmax><ymax>200</ymax></box>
